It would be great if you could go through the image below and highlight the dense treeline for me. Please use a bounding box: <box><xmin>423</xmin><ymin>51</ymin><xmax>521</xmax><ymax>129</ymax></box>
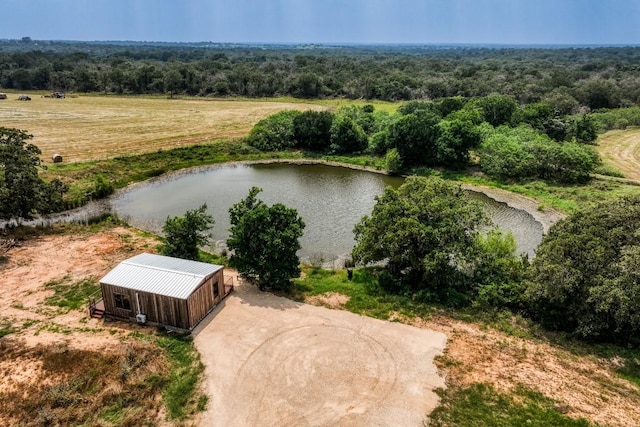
<box><xmin>247</xmin><ymin>96</ymin><xmax>601</xmax><ymax>183</ymax></box>
<box><xmin>1</xmin><ymin>40</ymin><xmax>640</xmax><ymax>109</ymax></box>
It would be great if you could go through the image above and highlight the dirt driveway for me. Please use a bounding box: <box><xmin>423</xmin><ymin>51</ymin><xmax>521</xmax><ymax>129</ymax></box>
<box><xmin>193</xmin><ymin>284</ymin><xmax>446</xmax><ymax>426</ymax></box>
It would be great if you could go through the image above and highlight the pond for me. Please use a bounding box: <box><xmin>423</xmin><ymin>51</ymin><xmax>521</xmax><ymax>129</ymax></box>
<box><xmin>112</xmin><ymin>163</ymin><xmax>543</xmax><ymax>261</ymax></box>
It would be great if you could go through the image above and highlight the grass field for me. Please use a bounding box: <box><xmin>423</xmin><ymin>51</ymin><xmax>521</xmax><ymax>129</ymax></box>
<box><xmin>597</xmin><ymin>128</ymin><xmax>640</xmax><ymax>183</ymax></box>
<box><xmin>0</xmin><ymin>94</ymin><xmax>325</xmax><ymax>162</ymax></box>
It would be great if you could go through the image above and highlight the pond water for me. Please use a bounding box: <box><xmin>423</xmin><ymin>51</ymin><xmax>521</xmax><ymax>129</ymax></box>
<box><xmin>112</xmin><ymin>163</ymin><xmax>543</xmax><ymax>260</ymax></box>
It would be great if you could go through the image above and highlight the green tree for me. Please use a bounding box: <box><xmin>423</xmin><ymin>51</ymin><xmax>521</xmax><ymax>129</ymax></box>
<box><xmin>436</xmin><ymin>96</ymin><xmax>468</xmax><ymax>117</ymax></box>
<box><xmin>525</xmin><ymin>195</ymin><xmax>640</xmax><ymax>344</ymax></box>
<box><xmin>294</xmin><ymin>73</ymin><xmax>322</xmax><ymax>98</ymax></box>
<box><xmin>542</xmin><ymin>88</ymin><xmax>580</xmax><ymax>116</ymax></box>
<box><xmin>512</xmin><ymin>102</ymin><xmax>554</xmax><ymax>130</ymax></box>
<box><xmin>164</xmin><ymin>69</ymin><xmax>183</xmax><ymax>99</ymax></box>
<box><xmin>398</xmin><ymin>100</ymin><xmax>441</xmax><ymax>117</ymax></box>
<box><xmin>329</xmin><ymin>115</ymin><xmax>368</xmax><ymax>154</ymax></box>
<box><xmin>577</xmin><ymin>79</ymin><xmax>621</xmax><ymax>110</ymax></box>
<box><xmin>368</xmin><ymin>129</ymin><xmax>391</xmax><ymax>155</ymax></box>
<box><xmin>159</xmin><ymin>204</ymin><xmax>214</xmax><ymax>261</ymax></box>
<box><xmin>227</xmin><ymin>187</ymin><xmax>305</xmax><ymax>291</ymax></box>
<box><xmin>479</xmin><ymin>130</ymin><xmax>539</xmax><ymax>180</ymax></box>
<box><xmin>246</xmin><ymin>110</ymin><xmax>300</xmax><ymax>151</ymax></box>
<box><xmin>352</xmin><ymin>177</ymin><xmax>489</xmax><ymax>305</ymax></box>
<box><xmin>572</xmin><ymin>114</ymin><xmax>599</xmax><ymax>144</ymax></box>
<box><xmin>473</xmin><ymin>94</ymin><xmax>518</xmax><ymax>127</ymax></box>
<box><xmin>293</xmin><ymin>110</ymin><xmax>334</xmax><ymax>151</ymax></box>
<box><xmin>471</xmin><ymin>230</ymin><xmax>528</xmax><ymax>311</ymax></box>
<box><xmin>479</xmin><ymin>126</ymin><xmax>600</xmax><ymax>183</ymax></box>
<box><xmin>387</xmin><ymin>110</ymin><xmax>441</xmax><ymax>167</ymax></box>
<box><xmin>0</xmin><ymin>127</ymin><xmax>68</xmax><ymax>220</ymax></box>
<box><xmin>435</xmin><ymin>118</ymin><xmax>482</xmax><ymax>166</ymax></box>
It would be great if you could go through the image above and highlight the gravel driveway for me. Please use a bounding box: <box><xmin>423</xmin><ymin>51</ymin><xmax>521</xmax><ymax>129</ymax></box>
<box><xmin>193</xmin><ymin>283</ymin><xmax>447</xmax><ymax>426</ymax></box>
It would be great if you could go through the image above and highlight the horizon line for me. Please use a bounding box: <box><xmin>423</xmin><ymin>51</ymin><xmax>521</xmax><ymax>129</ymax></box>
<box><xmin>2</xmin><ymin>38</ymin><xmax>640</xmax><ymax>49</ymax></box>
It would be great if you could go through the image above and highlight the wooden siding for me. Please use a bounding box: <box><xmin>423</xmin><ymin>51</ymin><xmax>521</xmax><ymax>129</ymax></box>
<box><xmin>100</xmin><ymin>268</ymin><xmax>224</xmax><ymax>330</ymax></box>
<box><xmin>101</xmin><ymin>284</ymin><xmax>137</xmax><ymax>320</ymax></box>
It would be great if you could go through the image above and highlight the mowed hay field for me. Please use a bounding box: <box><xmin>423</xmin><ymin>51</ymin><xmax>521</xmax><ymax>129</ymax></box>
<box><xmin>0</xmin><ymin>95</ymin><xmax>324</xmax><ymax>162</ymax></box>
<box><xmin>597</xmin><ymin>128</ymin><xmax>640</xmax><ymax>183</ymax></box>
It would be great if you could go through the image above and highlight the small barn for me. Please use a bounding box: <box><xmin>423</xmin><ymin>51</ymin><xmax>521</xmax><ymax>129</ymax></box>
<box><xmin>98</xmin><ymin>253</ymin><xmax>230</xmax><ymax>330</ymax></box>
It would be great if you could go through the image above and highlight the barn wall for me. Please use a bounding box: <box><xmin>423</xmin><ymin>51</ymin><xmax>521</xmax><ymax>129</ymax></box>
<box><xmin>101</xmin><ymin>284</ymin><xmax>136</xmax><ymax>320</ymax></box>
<box><xmin>186</xmin><ymin>269</ymin><xmax>224</xmax><ymax>329</ymax></box>
<box><xmin>101</xmin><ymin>283</ymin><xmax>190</xmax><ymax>329</ymax></box>
<box><xmin>137</xmin><ymin>291</ymin><xmax>189</xmax><ymax>329</ymax></box>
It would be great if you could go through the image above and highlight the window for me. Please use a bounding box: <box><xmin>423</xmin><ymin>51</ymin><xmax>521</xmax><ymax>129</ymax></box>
<box><xmin>213</xmin><ymin>281</ymin><xmax>220</xmax><ymax>298</ymax></box>
<box><xmin>114</xmin><ymin>293</ymin><xmax>131</xmax><ymax>310</ymax></box>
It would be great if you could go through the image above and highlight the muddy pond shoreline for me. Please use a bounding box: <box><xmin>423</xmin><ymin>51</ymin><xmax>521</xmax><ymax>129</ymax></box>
<box><xmin>2</xmin><ymin>159</ymin><xmax>565</xmax><ymax>250</ymax></box>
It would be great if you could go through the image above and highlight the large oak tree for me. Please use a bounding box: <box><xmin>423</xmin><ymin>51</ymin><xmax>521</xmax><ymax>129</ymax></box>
<box><xmin>227</xmin><ymin>187</ymin><xmax>305</xmax><ymax>291</ymax></box>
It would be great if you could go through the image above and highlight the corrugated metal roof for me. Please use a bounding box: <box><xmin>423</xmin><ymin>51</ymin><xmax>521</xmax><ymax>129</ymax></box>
<box><xmin>100</xmin><ymin>253</ymin><xmax>223</xmax><ymax>299</ymax></box>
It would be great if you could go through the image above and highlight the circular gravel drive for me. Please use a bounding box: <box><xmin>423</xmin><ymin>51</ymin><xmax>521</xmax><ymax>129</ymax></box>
<box><xmin>194</xmin><ymin>284</ymin><xmax>447</xmax><ymax>426</ymax></box>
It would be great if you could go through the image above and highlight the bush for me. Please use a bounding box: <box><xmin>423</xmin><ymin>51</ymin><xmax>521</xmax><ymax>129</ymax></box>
<box><xmin>479</xmin><ymin>126</ymin><xmax>601</xmax><ymax>183</ymax></box>
<box><xmin>87</xmin><ymin>175</ymin><xmax>114</xmax><ymax>199</ymax></box>
<box><xmin>471</xmin><ymin>230</ymin><xmax>528</xmax><ymax>311</ymax></box>
<box><xmin>384</xmin><ymin>148</ymin><xmax>403</xmax><ymax>174</ymax></box>
<box><xmin>591</xmin><ymin>107</ymin><xmax>640</xmax><ymax>132</ymax></box>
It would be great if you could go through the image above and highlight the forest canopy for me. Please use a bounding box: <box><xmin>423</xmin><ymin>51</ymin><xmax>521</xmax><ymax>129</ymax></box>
<box><xmin>1</xmin><ymin>40</ymin><xmax>639</xmax><ymax>109</ymax></box>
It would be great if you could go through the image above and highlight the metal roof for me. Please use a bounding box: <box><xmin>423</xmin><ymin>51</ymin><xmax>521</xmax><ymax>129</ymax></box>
<box><xmin>100</xmin><ymin>253</ymin><xmax>223</xmax><ymax>300</ymax></box>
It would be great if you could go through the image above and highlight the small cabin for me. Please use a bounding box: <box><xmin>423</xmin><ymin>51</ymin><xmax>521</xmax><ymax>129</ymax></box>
<box><xmin>98</xmin><ymin>253</ymin><xmax>231</xmax><ymax>331</ymax></box>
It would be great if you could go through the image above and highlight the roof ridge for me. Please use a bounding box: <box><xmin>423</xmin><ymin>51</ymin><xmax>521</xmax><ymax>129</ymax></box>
<box><xmin>122</xmin><ymin>260</ymin><xmax>205</xmax><ymax>278</ymax></box>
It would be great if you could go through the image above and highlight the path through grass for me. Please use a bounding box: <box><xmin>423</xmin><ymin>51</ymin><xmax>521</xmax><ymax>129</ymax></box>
<box><xmin>597</xmin><ymin>128</ymin><xmax>640</xmax><ymax>182</ymax></box>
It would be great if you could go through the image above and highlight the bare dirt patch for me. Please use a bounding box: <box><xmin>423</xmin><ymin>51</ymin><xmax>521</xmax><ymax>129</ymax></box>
<box><xmin>597</xmin><ymin>128</ymin><xmax>640</xmax><ymax>183</ymax></box>
<box><xmin>1</xmin><ymin>226</ymin><xmax>154</xmax><ymax>331</ymax></box>
<box><xmin>398</xmin><ymin>314</ymin><xmax>640</xmax><ymax>427</ymax></box>
<box><xmin>193</xmin><ymin>285</ymin><xmax>447</xmax><ymax>426</ymax></box>
<box><xmin>0</xmin><ymin>226</ymin><xmax>176</xmax><ymax>426</ymax></box>
<box><xmin>305</xmin><ymin>291</ymin><xmax>351</xmax><ymax>309</ymax></box>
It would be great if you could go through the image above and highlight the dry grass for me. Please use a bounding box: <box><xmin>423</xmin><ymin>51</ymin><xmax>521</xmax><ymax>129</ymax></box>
<box><xmin>0</xmin><ymin>223</ymin><xmax>206</xmax><ymax>426</ymax></box>
<box><xmin>0</xmin><ymin>95</ymin><xmax>324</xmax><ymax>163</ymax></box>
<box><xmin>597</xmin><ymin>128</ymin><xmax>640</xmax><ymax>183</ymax></box>
<box><xmin>0</xmin><ymin>337</ymin><xmax>169</xmax><ymax>426</ymax></box>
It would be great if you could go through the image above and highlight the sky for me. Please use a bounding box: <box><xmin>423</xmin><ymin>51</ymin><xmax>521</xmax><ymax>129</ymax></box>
<box><xmin>2</xmin><ymin>0</ymin><xmax>639</xmax><ymax>45</ymax></box>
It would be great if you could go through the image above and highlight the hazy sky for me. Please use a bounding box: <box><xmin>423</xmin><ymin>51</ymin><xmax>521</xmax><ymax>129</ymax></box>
<box><xmin>2</xmin><ymin>0</ymin><xmax>639</xmax><ymax>45</ymax></box>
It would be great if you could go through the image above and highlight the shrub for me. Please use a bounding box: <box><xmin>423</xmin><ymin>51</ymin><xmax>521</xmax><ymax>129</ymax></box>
<box><xmin>479</xmin><ymin>126</ymin><xmax>601</xmax><ymax>183</ymax></box>
<box><xmin>87</xmin><ymin>175</ymin><xmax>114</xmax><ymax>199</ymax></box>
<box><xmin>384</xmin><ymin>148</ymin><xmax>402</xmax><ymax>174</ymax></box>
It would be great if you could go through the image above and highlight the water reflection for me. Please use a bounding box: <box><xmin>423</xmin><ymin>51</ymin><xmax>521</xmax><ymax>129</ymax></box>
<box><xmin>112</xmin><ymin>163</ymin><xmax>543</xmax><ymax>259</ymax></box>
